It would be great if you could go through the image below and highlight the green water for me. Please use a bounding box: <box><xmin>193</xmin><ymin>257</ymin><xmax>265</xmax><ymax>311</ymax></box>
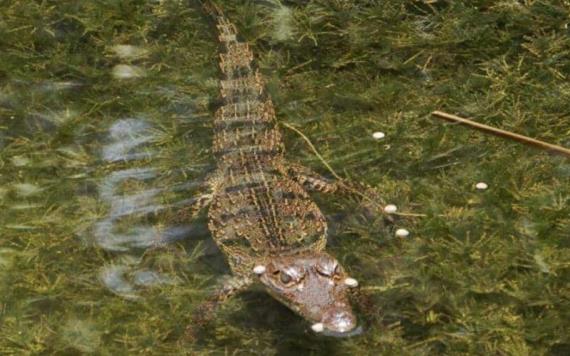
<box><xmin>1</xmin><ymin>0</ymin><xmax>569</xmax><ymax>354</ymax></box>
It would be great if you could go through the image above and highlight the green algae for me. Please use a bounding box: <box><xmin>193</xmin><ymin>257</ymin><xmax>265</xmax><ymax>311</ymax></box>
<box><xmin>1</xmin><ymin>0</ymin><xmax>570</xmax><ymax>354</ymax></box>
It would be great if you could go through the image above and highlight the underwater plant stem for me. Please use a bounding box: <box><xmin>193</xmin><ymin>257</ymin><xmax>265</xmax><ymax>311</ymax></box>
<box><xmin>432</xmin><ymin>111</ymin><xmax>570</xmax><ymax>158</ymax></box>
<box><xmin>281</xmin><ymin>122</ymin><xmax>343</xmax><ymax>180</ymax></box>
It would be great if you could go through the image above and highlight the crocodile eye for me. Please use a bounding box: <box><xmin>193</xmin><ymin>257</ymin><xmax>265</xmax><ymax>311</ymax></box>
<box><xmin>317</xmin><ymin>261</ymin><xmax>338</xmax><ymax>277</ymax></box>
<box><xmin>280</xmin><ymin>272</ymin><xmax>293</xmax><ymax>285</ymax></box>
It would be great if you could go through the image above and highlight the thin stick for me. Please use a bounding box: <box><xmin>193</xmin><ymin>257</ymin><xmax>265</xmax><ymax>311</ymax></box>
<box><xmin>280</xmin><ymin>122</ymin><xmax>343</xmax><ymax>180</ymax></box>
<box><xmin>432</xmin><ymin>111</ymin><xmax>570</xmax><ymax>158</ymax></box>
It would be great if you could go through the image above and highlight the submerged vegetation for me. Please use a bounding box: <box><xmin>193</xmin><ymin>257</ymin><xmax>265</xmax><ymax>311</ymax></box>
<box><xmin>1</xmin><ymin>0</ymin><xmax>569</xmax><ymax>354</ymax></box>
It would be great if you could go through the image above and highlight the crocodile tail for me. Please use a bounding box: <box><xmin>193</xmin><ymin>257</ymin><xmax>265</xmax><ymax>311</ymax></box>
<box><xmin>200</xmin><ymin>0</ymin><xmax>225</xmax><ymax>20</ymax></box>
<box><xmin>200</xmin><ymin>0</ymin><xmax>239</xmax><ymax>45</ymax></box>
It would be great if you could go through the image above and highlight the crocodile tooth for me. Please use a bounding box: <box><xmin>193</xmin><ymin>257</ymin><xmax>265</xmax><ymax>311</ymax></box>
<box><xmin>253</xmin><ymin>265</ymin><xmax>266</xmax><ymax>275</ymax></box>
<box><xmin>311</xmin><ymin>323</ymin><xmax>324</xmax><ymax>333</ymax></box>
<box><xmin>344</xmin><ymin>278</ymin><xmax>359</xmax><ymax>288</ymax></box>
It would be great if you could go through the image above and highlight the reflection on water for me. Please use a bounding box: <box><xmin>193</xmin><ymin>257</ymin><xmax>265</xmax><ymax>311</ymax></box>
<box><xmin>102</xmin><ymin>119</ymin><xmax>155</xmax><ymax>162</ymax></box>
<box><xmin>94</xmin><ymin>117</ymin><xmax>192</xmax><ymax>298</ymax></box>
<box><xmin>100</xmin><ymin>265</ymin><xmax>176</xmax><ymax>300</ymax></box>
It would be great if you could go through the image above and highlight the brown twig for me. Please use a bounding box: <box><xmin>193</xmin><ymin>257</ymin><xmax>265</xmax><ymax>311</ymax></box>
<box><xmin>431</xmin><ymin>111</ymin><xmax>570</xmax><ymax>158</ymax></box>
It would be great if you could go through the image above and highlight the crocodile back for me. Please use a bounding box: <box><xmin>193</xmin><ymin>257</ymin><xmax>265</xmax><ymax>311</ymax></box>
<box><xmin>204</xmin><ymin>2</ymin><xmax>327</xmax><ymax>275</ymax></box>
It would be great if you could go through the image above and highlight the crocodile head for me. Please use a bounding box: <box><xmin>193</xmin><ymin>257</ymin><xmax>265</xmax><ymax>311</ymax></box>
<box><xmin>253</xmin><ymin>251</ymin><xmax>359</xmax><ymax>336</ymax></box>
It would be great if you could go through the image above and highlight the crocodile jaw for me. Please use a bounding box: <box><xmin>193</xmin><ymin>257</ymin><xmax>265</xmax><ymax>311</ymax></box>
<box><xmin>254</xmin><ymin>252</ymin><xmax>358</xmax><ymax>335</ymax></box>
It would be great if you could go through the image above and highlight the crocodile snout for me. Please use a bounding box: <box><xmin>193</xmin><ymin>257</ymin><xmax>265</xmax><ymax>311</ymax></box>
<box><xmin>321</xmin><ymin>308</ymin><xmax>357</xmax><ymax>333</ymax></box>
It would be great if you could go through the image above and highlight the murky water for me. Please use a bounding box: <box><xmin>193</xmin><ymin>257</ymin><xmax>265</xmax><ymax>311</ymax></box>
<box><xmin>2</xmin><ymin>0</ymin><xmax>570</xmax><ymax>354</ymax></box>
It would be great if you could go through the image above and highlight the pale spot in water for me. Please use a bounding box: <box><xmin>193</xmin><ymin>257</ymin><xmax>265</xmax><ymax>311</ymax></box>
<box><xmin>344</xmin><ymin>277</ymin><xmax>358</xmax><ymax>288</ymax></box>
<box><xmin>271</xmin><ymin>5</ymin><xmax>294</xmax><ymax>41</ymax></box>
<box><xmin>311</xmin><ymin>323</ymin><xmax>324</xmax><ymax>333</ymax></box>
<box><xmin>102</xmin><ymin>119</ymin><xmax>155</xmax><ymax>162</ymax></box>
<box><xmin>110</xmin><ymin>44</ymin><xmax>148</xmax><ymax>59</ymax></box>
<box><xmin>372</xmin><ymin>131</ymin><xmax>386</xmax><ymax>140</ymax></box>
<box><xmin>107</xmin><ymin>189</ymin><xmax>163</xmax><ymax>219</ymax></box>
<box><xmin>45</xmin><ymin>108</ymin><xmax>77</xmax><ymax>125</ymax></box>
<box><xmin>99</xmin><ymin>265</ymin><xmax>139</xmax><ymax>300</ymax></box>
<box><xmin>395</xmin><ymin>228</ymin><xmax>410</xmax><ymax>238</ymax></box>
<box><xmin>383</xmin><ymin>204</ymin><xmax>398</xmax><ymax>214</ymax></box>
<box><xmin>9</xmin><ymin>203</ymin><xmax>43</xmax><ymax>210</ymax></box>
<box><xmin>61</xmin><ymin>319</ymin><xmax>101</xmax><ymax>353</ymax></box>
<box><xmin>98</xmin><ymin>168</ymin><xmax>157</xmax><ymax>201</ymax></box>
<box><xmin>11</xmin><ymin>155</ymin><xmax>30</xmax><ymax>167</ymax></box>
<box><xmin>253</xmin><ymin>265</ymin><xmax>266</xmax><ymax>274</ymax></box>
<box><xmin>93</xmin><ymin>220</ymin><xmax>192</xmax><ymax>252</ymax></box>
<box><xmin>133</xmin><ymin>270</ymin><xmax>175</xmax><ymax>287</ymax></box>
<box><xmin>475</xmin><ymin>182</ymin><xmax>488</xmax><ymax>190</ymax></box>
<box><xmin>39</xmin><ymin>80</ymin><xmax>81</xmax><ymax>92</ymax></box>
<box><xmin>13</xmin><ymin>183</ymin><xmax>43</xmax><ymax>197</ymax></box>
<box><xmin>112</xmin><ymin>64</ymin><xmax>145</xmax><ymax>79</ymax></box>
<box><xmin>0</xmin><ymin>248</ymin><xmax>18</xmax><ymax>268</ymax></box>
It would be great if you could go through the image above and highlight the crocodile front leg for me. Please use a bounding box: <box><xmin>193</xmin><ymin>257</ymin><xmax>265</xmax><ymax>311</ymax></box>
<box><xmin>187</xmin><ymin>275</ymin><xmax>253</xmax><ymax>338</ymax></box>
<box><xmin>170</xmin><ymin>173</ymin><xmax>222</xmax><ymax>224</ymax></box>
<box><xmin>172</xmin><ymin>193</ymin><xmax>213</xmax><ymax>223</ymax></box>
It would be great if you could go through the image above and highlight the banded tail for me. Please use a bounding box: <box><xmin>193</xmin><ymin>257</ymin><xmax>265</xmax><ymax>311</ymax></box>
<box><xmin>200</xmin><ymin>1</ymin><xmax>283</xmax><ymax>160</ymax></box>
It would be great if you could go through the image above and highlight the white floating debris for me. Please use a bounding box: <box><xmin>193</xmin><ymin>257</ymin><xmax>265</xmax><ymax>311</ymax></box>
<box><xmin>311</xmin><ymin>323</ymin><xmax>324</xmax><ymax>333</ymax></box>
<box><xmin>383</xmin><ymin>204</ymin><xmax>398</xmax><ymax>214</ymax></box>
<box><xmin>13</xmin><ymin>183</ymin><xmax>43</xmax><ymax>197</ymax></box>
<box><xmin>475</xmin><ymin>182</ymin><xmax>488</xmax><ymax>190</ymax></box>
<box><xmin>271</xmin><ymin>6</ymin><xmax>294</xmax><ymax>42</ymax></box>
<box><xmin>46</xmin><ymin>108</ymin><xmax>77</xmax><ymax>125</ymax></box>
<box><xmin>112</xmin><ymin>64</ymin><xmax>145</xmax><ymax>79</ymax></box>
<box><xmin>344</xmin><ymin>277</ymin><xmax>359</xmax><ymax>288</ymax></box>
<box><xmin>372</xmin><ymin>131</ymin><xmax>386</xmax><ymax>140</ymax></box>
<box><xmin>110</xmin><ymin>45</ymin><xmax>148</xmax><ymax>59</ymax></box>
<box><xmin>395</xmin><ymin>228</ymin><xmax>410</xmax><ymax>238</ymax></box>
<box><xmin>11</xmin><ymin>155</ymin><xmax>30</xmax><ymax>167</ymax></box>
<box><xmin>253</xmin><ymin>265</ymin><xmax>266</xmax><ymax>275</ymax></box>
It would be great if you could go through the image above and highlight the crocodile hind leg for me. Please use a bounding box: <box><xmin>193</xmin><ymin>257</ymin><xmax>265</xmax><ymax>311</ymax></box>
<box><xmin>284</xmin><ymin>163</ymin><xmax>381</xmax><ymax>200</ymax></box>
<box><xmin>283</xmin><ymin>163</ymin><xmax>343</xmax><ymax>194</ymax></box>
<box><xmin>284</xmin><ymin>163</ymin><xmax>393</xmax><ymax>221</ymax></box>
<box><xmin>186</xmin><ymin>275</ymin><xmax>253</xmax><ymax>338</ymax></box>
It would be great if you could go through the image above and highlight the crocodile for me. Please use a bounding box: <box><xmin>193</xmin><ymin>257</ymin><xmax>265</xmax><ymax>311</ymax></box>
<box><xmin>184</xmin><ymin>1</ymin><xmax>367</xmax><ymax>336</ymax></box>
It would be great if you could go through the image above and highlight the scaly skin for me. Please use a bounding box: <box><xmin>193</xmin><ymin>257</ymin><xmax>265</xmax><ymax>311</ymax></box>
<box><xmin>187</xmin><ymin>1</ymin><xmax>362</xmax><ymax>336</ymax></box>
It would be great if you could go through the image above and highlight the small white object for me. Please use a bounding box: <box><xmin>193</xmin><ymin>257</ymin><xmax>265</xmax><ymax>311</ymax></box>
<box><xmin>395</xmin><ymin>228</ymin><xmax>410</xmax><ymax>238</ymax></box>
<box><xmin>110</xmin><ymin>45</ymin><xmax>148</xmax><ymax>59</ymax></box>
<box><xmin>311</xmin><ymin>323</ymin><xmax>324</xmax><ymax>333</ymax></box>
<box><xmin>344</xmin><ymin>277</ymin><xmax>359</xmax><ymax>288</ymax></box>
<box><xmin>384</xmin><ymin>204</ymin><xmax>398</xmax><ymax>214</ymax></box>
<box><xmin>372</xmin><ymin>131</ymin><xmax>386</xmax><ymax>140</ymax></box>
<box><xmin>475</xmin><ymin>182</ymin><xmax>488</xmax><ymax>190</ymax></box>
<box><xmin>253</xmin><ymin>265</ymin><xmax>266</xmax><ymax>275</ymax></box>
<box><xmin>112</xmin><ymin>64</ymin><xmax>145</xmax><ymax>79</ymax></box>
